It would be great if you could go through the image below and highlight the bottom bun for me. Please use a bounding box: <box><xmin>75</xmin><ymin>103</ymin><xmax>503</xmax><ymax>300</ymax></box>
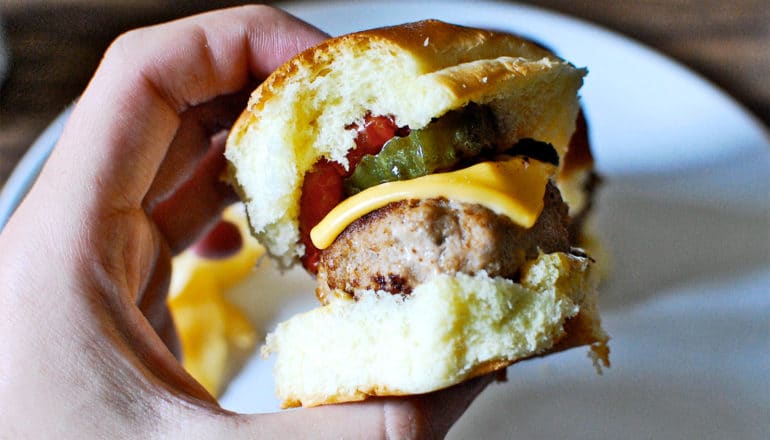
<box><xmin>261</xmin><ymin>252</ymin><xmax>608</xmax><ymax>408</ymax></box>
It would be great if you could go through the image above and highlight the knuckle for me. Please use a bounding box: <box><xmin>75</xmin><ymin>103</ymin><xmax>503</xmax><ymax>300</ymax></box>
<box><xmin>106</xmin><ymin>28</ymin><xmax>144</xmax><ymax>58</ymax></box>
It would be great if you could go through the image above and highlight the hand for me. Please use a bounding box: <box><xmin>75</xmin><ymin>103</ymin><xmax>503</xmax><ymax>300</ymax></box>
<box><xmin>0</xmin><ymin>6</ymin><xmax>490</xmax><ymax>438</ymax></box>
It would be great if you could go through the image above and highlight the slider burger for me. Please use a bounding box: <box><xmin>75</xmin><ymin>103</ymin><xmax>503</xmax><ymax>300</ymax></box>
<box><xmin>225</xmin><ymin>20</ymin><xmax>609</xmax><ymax>408</ymax></box>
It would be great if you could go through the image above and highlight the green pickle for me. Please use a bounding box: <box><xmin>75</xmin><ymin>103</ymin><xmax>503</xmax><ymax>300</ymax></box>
<box><xmin>345</xmin><ymin>105</ymin><xmax>497</xmax><ymax>195</ymax></box>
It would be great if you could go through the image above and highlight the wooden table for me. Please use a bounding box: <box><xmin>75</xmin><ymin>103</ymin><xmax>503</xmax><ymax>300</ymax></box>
<box><xmin>1</xmin><ymin>0</ymin><xmax>768</xmax><ymax>190</ymax></box>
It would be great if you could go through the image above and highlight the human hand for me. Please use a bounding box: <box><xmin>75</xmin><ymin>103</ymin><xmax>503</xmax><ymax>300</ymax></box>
<box><xmin>0</xmin><ymin>6</ymin><xmax>490</xmax><ymax>438</ymax></box>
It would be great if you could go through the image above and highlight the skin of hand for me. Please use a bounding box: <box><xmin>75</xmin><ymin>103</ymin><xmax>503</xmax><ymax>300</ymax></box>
<box><xmin>0</xmin><ymin>6</ymin><xmax>491</xmax><ymax>439</ymax></box>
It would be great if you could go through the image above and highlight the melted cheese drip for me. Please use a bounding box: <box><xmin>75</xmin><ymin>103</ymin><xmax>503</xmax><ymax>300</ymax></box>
<box><xmin>310</xmin><ymin>157</ymin><xmax>555</xmax><ymax>249</ymax></box>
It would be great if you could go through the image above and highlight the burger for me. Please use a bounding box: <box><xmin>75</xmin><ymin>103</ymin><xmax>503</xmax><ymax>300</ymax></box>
<box><xmin>225</xmin><ymin>20</ymin><xmax>609</xmax><ymax>408</ymax></box>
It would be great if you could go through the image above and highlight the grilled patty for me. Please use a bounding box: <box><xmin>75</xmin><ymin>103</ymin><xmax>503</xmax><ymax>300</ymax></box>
<box><xmin>315</xmin><ymin>182</ymin><xmax>572</xmax><ymax>302</ymax></box>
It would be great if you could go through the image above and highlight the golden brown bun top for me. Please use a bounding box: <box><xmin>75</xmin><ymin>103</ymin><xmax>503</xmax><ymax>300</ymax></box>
<box><xmin>249</xmin><ymin>20</ymin><xmax>555</xmax><ymax>113</ymax></box>
<box><xmin>359</xmin><ymin>19</ymin><xmax>551</xmax><ymax>62</ymax></box>
<box><xmin>226</xmin><ymin>20</ymin><xmax>586</xmax><ymax>264</ymax></box>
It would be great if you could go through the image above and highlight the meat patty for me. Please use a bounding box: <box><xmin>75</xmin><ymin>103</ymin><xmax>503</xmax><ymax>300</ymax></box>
<box><xmin>315</xmin><ymin>182</ymin><xmax>572</xmax><ymax>302</ymax></box>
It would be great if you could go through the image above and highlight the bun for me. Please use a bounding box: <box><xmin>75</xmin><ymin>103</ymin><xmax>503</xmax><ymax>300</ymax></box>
<box><xmin>262</xmin><ymin>252</ymin><xmax>605</xmax><ymax>408</ymax></box>
<box><xmin>226</xmin><ymin>20</ymin><xmax>585</xmax><ymax>265</ymax></box>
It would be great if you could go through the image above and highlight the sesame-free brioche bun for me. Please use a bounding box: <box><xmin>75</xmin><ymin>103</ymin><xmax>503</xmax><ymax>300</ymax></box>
<box><xmin>263</xmin><ymin>252</ymin><xmax>606</xmax><ymax>408</ymax></box>
<box><xmin>225</xmin><ymin>20</ymin><xmax>608</xmax><ymax>408</ymax></box>
<box><xmin>226</xmin><ymin>19</ymin><xmax>585</xmax><ymax>264</ymax></box>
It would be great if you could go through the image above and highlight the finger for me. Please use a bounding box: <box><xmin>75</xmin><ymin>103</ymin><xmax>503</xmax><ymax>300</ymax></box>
<box><xmin>413</xmin><ymin>373</ymin><xmax>495</xmax><ymax>437</ymax></box>
<box><xmin>113</xmin><ymin>287</ymin><xmax>217</xmax><ymax>407</ymax></box>
<box><xmin>189</xmin><ymin>375</ymin><xmax>494</xmax><ymax>439</ymax></box>
<box><xmin>133</xmin><ymin>233</ymin><xmax>182</xmax><ymax>358</ymax></box>
<box><xmin>153</xmin><ymin>307</ymin><xmax>181</xmax><ymax>360</ymax></box>
<box><xmin>150</xmin><ymin>134</ymin><xmax>239</xmax><ymax>255</ymax></box>
<box><xmin>143</xmin><ymin>88</ymin><xmax>252</xmax><ymax>212</ymax></box>
<box><xmin>42</xmin><ymin>5</ymin><xmax>327</xmax><ymax>214</ymax></box>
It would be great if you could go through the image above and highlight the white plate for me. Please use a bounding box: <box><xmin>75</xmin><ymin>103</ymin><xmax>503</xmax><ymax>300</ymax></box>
<box><xmin>1</xmin><ymin>1</ymin><xmax>768</xmax><ymax>438</ymax></box>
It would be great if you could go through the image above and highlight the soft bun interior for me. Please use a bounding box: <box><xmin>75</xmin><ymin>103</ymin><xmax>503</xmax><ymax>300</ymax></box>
<box><xmin>225</xmin><ymin>20</ymin><xmax>585</xmax><ymax>265</ymax></box>
<box><xmin>262</xmin><ymin>251</ymin><xmax>606</xmax><ymax>408</ymax></box>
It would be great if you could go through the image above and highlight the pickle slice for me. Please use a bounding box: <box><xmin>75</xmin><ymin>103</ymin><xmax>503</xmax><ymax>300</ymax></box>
<box><xmin>345</xmin><ymin>105</ymin><xmax>498</xmax><ymax>195</ymax></box>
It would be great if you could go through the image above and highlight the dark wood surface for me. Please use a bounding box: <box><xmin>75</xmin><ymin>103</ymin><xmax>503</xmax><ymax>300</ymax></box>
<box><xmin>1</xmin><ymin>0</ymin><xmax>768</xmax><ymax>189</ymax></box>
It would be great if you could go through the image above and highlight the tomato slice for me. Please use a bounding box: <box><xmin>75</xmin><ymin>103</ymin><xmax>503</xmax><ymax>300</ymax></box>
<box><xmin>299</xmin><ymin>160</ymin><xmax>344</xmax><ymax>272</ymax></box>
<box><xmin>298</xmin><ymin>114</ymin><xmax>403</xmax><ymax>273</ymax></box>
<box><xmin>346</xmin><ymin>115</ymin><xmax>400</xmax><ymax>172</ymax></box>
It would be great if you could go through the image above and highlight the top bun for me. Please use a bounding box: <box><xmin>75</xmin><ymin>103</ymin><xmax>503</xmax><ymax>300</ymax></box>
<box><xmin>225</xmin><ymin>20</ymin><xmax>586</xmax><ymax>265</ymax></box>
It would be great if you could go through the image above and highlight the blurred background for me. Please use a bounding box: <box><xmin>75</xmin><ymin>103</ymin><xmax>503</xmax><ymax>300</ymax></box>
<box><xmin>1</xmin><ymin>0</ymin><xmax>768</xmax><ymax>188</ymax></box>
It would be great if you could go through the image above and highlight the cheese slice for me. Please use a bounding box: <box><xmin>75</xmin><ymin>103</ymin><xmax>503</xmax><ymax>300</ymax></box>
<box><xmin>310</xmin><ymin>157</ymin><xmax>555</xmax><ymax>249</ymax></box>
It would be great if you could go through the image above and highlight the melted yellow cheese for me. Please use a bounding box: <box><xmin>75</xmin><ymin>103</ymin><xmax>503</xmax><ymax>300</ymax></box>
<box><xmin>311</xmin><ymin>157</ymin><xmax>555</xmax><ymax>250</ymax></box>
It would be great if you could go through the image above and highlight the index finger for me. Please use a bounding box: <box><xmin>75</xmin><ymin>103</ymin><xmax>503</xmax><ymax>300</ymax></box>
<box><xmin>44</xmin><ymin>5</ymin><xmax>327</xmax><ymax>212</ymax></box>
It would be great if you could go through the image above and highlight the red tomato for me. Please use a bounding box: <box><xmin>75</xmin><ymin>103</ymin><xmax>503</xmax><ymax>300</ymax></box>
<box><xmin>298</xmin><ymin>114</ymin><xmax>406</xmax><ymax>273</ymax></box>
<box><xmin>298</xmin><ymin>160</ymin><xmax>344</xmax><ymax>273</ymax></box>
<box><xmin>346</xmin><ymin>115</ymin><xmax>399</xmax><ymax>172</ymax></box>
